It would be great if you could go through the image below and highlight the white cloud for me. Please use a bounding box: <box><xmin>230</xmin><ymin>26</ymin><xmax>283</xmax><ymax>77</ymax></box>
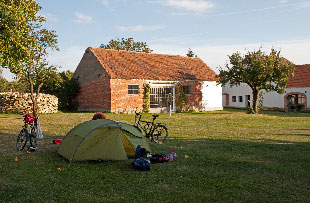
<box><xmin>73</xmin><ymin>12</ymin><xmax>94</xmax><ymax>23</ymax></box>
<box><xmin>151</xmin><ymin>39</ymin><xmax>310</xmax><ymax>73</ymax></box>
<box><xmin>41</xmin><ymin>13</ymin><xmax>58</xmax><ymax>22</ymax></box>
<box><xmin>97</xmin><ymin>0</ymin><xmax>109</xmax><ymax>6</ymax></box>
<box><xmin>152</xmin><ymin>0</ymin><xmax>214</xmax><ymax>13</ymax></box>
<box><xmin>296</xmin><ymin>1</ymin><xmax>310</xmax><ymax>9</ymax></box>
<box><xmin>213</xmin><ymin>2</ymin><xmax>310</xmax><ymax>17</ymax></box>
<box><xmin>115</xmin><ymin>25</ymin><xmax>166</xmax><ymax>32</ymax></box>
<box><xmin>279</xmin><ymin>0</ymin><xmax>289</xmax><ymax>4</ymax></box>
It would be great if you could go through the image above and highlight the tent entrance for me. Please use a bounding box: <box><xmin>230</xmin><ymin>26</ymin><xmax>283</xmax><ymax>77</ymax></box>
<box><xmin>121</xmin><ymin>133</ymin><xmax>135</xmax><ymax>157</ymax></box>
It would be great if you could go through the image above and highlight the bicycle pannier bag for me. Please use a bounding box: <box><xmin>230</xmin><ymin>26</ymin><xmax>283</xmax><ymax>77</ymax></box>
<box><xmin>132</xmin><ymin>158</ymin><xmax>150</xmax><ymax>171</ymax></box>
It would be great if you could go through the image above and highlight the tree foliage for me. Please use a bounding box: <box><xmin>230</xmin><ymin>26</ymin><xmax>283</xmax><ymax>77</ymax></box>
<box><xmin>219</xmin><ymin>49</ymin><xmax>295</xmax><ymax>113</ymax></box>
<box><xmin>0</xmin><ymin>74</ymin><xmax>8</xmax><ymax>92</ymax></box>
<box><xmin>0</xmin><ymin>0</ymin><xmax>58</xmax><ymax>116</ymax></box>
<box><xmin>32</xmin><ymin>69</ymin><xmax>80</xmax><ymax>111</ymax></box>
<box><xmin>56</xmin><ymin>71</ymin><xmax>80</xmax><ymax>111</ymax></box>
<box><xmin>0</xmin><ymin>76</ymin><xmax>28</xmax><ymax>93</ymax></box>
<box><xmin>100</xmin><ymin>38</ymin><xmax>153</xmax><ymax>53</ymax></box>
<box><xmin>23</xmin><ymin>68</ymin><xmax>80</xmax><ymax>111</ymax></box>
<box><xmin>186</xmin><ymin>48</ymin><xmax>197</xmax><ymax>57</ymax></box>
<box><xmin>33</xmin><ymin>65</ymin><xmax>63</xmax><ymax>95</ymax></box>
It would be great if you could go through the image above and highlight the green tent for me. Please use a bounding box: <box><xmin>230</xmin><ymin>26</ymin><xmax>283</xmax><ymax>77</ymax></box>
<box><xmin>58</xmin><ymin>119</ymin><xmax>151</xmax><ymax>162</ymax></box>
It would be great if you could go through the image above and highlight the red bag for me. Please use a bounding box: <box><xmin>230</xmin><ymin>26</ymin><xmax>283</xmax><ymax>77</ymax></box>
<box><xmin>53</xmin><ymin>139</ymin><xmax>63</xmax><ymax>144</ymax></box>
<box><xmin>92</xmin><ymin>112</ymin><xmax>106</xmax><ymax>120</ymax></box>
<box><xmin>25</xmin><ymin>114</ymin><xmax>35</xmax><ymax>123</ymax></box>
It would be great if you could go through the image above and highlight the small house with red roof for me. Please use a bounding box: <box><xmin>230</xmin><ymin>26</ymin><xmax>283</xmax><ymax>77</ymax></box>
<box><xmin>222</xmin><ymin>64</ymin><xmax>310</xmax><ymax>112</ymax></box>
<box><xmin>73</xmin><ymin>47</ymin><xmax>223</xmax><ymax>113</ymax></box>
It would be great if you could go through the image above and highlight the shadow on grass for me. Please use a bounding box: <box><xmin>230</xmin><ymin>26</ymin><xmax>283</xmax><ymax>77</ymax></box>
<box><xmin>222</xmin><ymin>107</ymin><xmax>310</xmax><ymax>118</ymax></box>
<box><xmin>1</xmin><ymin>134</ymin><xmax>309</xmax><ymax>202</ymax></box>
<box><xmin>0</xmin><ymin>131</ymin><xmax>64</xmax><ymax>156</ymax></box>
<box><xmin>273</xmin><ymin>133</ymin><xmax>310</xmax><ymax>137</ymax></box>
<box><xmin>260</xmin><ymin>111</ymin><xmax>310</xmax><ymax>118</ymax></box>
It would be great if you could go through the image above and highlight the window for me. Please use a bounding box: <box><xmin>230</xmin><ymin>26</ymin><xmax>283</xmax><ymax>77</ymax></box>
<box><xmin>298</xmin><ymin>94</ymin><xmax>305</xmax><ymax>105</ymax></box>
<box><xmin>183</xmin><ymin>85</ymin><xmax>191</xmax><ymax>94</ymax></box>
<box><xmin>128</xmin><ymin>85</ymin><xmax>139</xmax><ymax>94</ymax></box>
<box><xmin>232</xmin><ymin>96</ymin><xmax>236</xmax><ymax>102</ymax></box>
<box><xmin>239</xmin><ymin>96</ymin><xmax>243</xmax><ymax>102</ymax></box>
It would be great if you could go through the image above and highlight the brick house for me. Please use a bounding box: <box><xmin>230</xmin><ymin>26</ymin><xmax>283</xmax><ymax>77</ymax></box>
<box><xmin>73</xmin><ymin>47</ymin><xmax>223</xmax><ymax>113</ymax></box>
<box><xmin>222</xmin><ymin>64</ymin><xmax>310</xmax><ymax>112</ymax></box>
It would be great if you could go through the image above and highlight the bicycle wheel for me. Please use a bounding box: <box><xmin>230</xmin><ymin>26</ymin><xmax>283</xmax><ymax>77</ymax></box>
<box><xmin>152</xmin><ymin>124</ymin><xmax>168</xmax><ymax>143</ymax></box>
<box><xmin>29</xmin><ymin>126</ymin><xmax>37</xmax><ymax>147</ymax></box>
<box><xmin>16</xmin><ymin>128</ymin><xmax>28</xmax><ymax>151</ymax></box>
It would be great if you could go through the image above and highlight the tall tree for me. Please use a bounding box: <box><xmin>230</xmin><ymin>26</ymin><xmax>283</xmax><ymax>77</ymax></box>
<box><xmin>100</xmin><ymin>38</ymin><xmax>153</xmax><ymax>53</ymax></box>
<box><xmin>219</xmin><ymin>49</ymin><xmax>295</xmax><ymax>113</ymax></box>
<box><xmin>0</xmin><ymin>0</ymin><xmax>58</xmax><ymax>116</ymax></box>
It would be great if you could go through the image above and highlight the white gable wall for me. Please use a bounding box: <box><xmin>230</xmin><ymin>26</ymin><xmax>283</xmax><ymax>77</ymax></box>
<box><xmin>201</xmin><ymin>81</ymin><xmax>223</xmax><ymax>111</ymax></box>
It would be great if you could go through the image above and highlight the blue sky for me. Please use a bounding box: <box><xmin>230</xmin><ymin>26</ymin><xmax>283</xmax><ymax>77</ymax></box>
<box><xmin>2</xmin><ymin>0</ymin><xmax>310</xmax><ymax>80</ymax></box>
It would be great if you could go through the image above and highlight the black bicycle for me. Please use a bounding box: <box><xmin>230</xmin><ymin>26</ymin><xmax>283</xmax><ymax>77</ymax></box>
<box><xmin>16</xmin><ymin>114</ymin><xmax>38</xmax><ymax>151</ymax></box>
<box><xmin>135</xmin><ymin>112</ymin><xmax>168</xmax><ymax>143</ymax></box>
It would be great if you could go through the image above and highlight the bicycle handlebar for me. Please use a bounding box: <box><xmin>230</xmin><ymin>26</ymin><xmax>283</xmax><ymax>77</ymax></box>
<box><xmin>135</xmin><ymin>111</ymin><xmax>160</xmax><ymax>123</ymax></box>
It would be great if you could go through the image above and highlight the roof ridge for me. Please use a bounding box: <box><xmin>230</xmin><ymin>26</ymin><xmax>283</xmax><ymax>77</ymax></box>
<box><xmin>296</xmin><ymin>64</ymin><xmax>310</xmax><ymax>67</ymax></box>
<box><xmin>92</xmin><ymin>47</ymin><xmax>202</xmax><ymax>60</ymax></box>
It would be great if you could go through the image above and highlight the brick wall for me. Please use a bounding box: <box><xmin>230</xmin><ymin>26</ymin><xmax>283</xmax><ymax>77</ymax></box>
<box><xmin>175</xmin><ymin>81</ymin><xmax>202</xmax><ymax>112</ymax></box>
<box><xmin>74</xmin><ymin>48</ymin><xmax>112</xmax><ymax>112</ymax></box>
<box><xmin>110</xmin><ymin>79</ymin><xmax>146</xmax><ymax>113</ymax></box>
<box><xmin>76</xmin><ymin>75</ymin><xmax>204</xmax><ymax>113</ymax></box>
<box><xmin>185</xmin><ymin>81</ymin><xmax>202</xmax><ymax>106</ymax></box>
<box><xmin>76</xmin><ymin>74</ymin><xmax>111</xmax><ymax>111</ymax></box>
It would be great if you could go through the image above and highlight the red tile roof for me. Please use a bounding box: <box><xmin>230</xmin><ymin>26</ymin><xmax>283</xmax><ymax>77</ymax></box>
<box><xmin>287</xmin><ymin>64</ymin><xmax>310</xmax><ymax>88</ymax></box>
<box><xmin>88</xmin><ymin>47</ymin><xmax>217</xmax><ymax>81</ymax></box>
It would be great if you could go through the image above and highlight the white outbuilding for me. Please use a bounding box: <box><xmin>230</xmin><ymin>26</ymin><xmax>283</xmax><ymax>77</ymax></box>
<box><xmin>222</xmin><ymin>64</ymin><xmax>310</xmax><ymax>112</ymax></box>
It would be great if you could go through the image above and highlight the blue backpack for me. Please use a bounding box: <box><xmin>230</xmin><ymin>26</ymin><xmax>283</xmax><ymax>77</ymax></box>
<box><xmin>132</xmin><ymin>158</ymin><xmax>150</xmax><ymax>171</ymax></box>
<box><xmin>134</xmin><ymin>145</ymin><xmax>149</xmax><ymax>159</ymax></box>
<box><xmin>132</xmin><ymin>145</ymin><xmax>150</xmax><ymax>171</ymax></box>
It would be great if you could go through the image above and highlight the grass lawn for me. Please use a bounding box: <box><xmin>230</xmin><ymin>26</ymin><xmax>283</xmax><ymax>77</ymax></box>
<box><xmin>0</xmin><ymin>108</ymin><xmax>309</xmax><ymax>202</ymax></box>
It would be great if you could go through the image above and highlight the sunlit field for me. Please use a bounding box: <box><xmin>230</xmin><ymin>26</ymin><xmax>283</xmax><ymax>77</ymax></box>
<box><xmin>1</xmin><ymin>108</ymin><xmax>309</xmax><ymax>202</ymax></box>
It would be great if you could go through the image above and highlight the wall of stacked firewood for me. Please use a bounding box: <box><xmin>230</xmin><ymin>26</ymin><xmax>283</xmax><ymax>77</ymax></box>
<box><xmin>0</xmin><ymin>92</ymin><xmax>58</xmax><ymax>114</ymax></box>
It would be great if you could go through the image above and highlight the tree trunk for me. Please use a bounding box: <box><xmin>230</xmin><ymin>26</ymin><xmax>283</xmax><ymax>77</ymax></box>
<box><xmin>28</xmin><ymin>73</ymin><xmax>36</xmax><ymax>117</ymax></box>
<box><xmin>27</xmin><ymin>72</ymin><xmax>40</xmax><ymax>117</ymax></box>
<box><xmin>252</xmin><ymin>89</ymin><xmax>259</xmax><ymax>113</ymax></box>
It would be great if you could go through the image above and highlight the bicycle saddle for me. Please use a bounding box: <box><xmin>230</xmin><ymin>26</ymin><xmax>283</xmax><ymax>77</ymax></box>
<box><xmin>152</xmin><ymin>115</ymin><xmax>159</xmax><ymax>118</ymax></box>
